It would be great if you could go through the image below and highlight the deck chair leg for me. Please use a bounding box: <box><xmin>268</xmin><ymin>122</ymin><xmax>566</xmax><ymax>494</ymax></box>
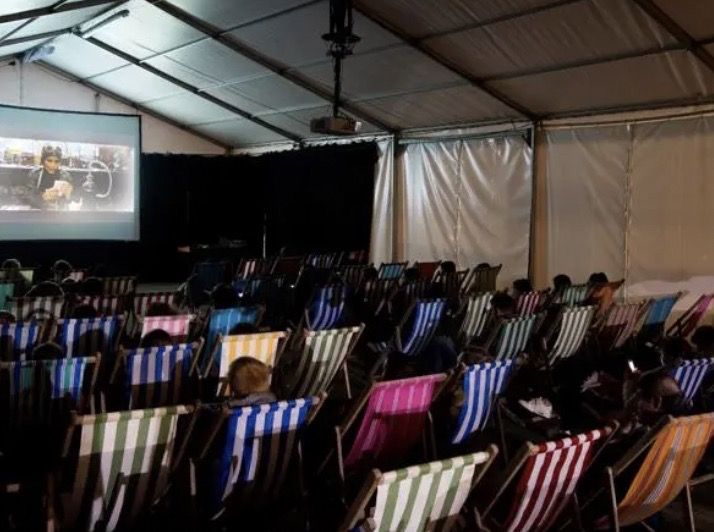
<box><xmin>342</xmin><ymin>363</ymin><xmax>352</xmax><ymax>400</ymax></box>
<box><xmin>572</xmin><ymin>492</ymin><xmax>584</xmax><ymax>532</ymax></box>
<box><xmin>496</xmin><ymin>400</ymin><xmax>509</xmax><ymax>465</ymax></box>
<box><xmin>683</xmin><ymin>482</ymin><xmax>696</xmax><ymax>532</ymax></box>
<box><xmin>607</xmin><ymin>468</ymin><xmax>620</xmax><ymax>532</ymax></box>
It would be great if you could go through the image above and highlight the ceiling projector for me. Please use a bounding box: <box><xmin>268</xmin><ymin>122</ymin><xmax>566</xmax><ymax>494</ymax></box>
<box><xmin>310</xmin><ymin>115</ymin><xmax>362</xmax><ymax>135</ymax></box>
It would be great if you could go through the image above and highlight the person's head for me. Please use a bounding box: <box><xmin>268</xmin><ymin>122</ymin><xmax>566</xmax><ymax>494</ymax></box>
<box><xmin>440</xmin><ymin>261</ymin><xmax>456</xmax><ymax>274</ymax></box>
<box><xmin>639</xmin><ymin>371</ymin><xmax>683</xmax><ymax>420</ymax></box>
<box><xmin>27</xmin><ymin>281</ymin><xmax>63</xmax><ymax>297</ymax></box>
<box><xmin>404</xmin><ymin>267</ymin><xmax>419</xmax><ymax>282</ymax></box>
<box><xmin>475</xmin><ymin>262</ymin><xmax>490</xmax><ymax>270</ymax></box>
<box><xmin>140</xmin><ymin>328</ymin><xmax>172</xmax><ymax>348</ymax></box>
<box><xmin>52</xmin><ymin>259</ymin><xmax>72</xmax><ymax>277</ymax></box>
<box><xmin>80</xmin><ymin>277</ymin><xmax>103</xmax><ymax>296</ymax></box>
<box><xmin>228</xmin><ymin>322</ymin><xmax>259</xmax><ymax>336</ymax></box>
<box><xmin>41</xmin><ymin>145</ymin><xmax>62</xmax><ymax>174</ymax></box>
<box><xmin>71</xmin><ymin>303</ymin><xmax>98</xmax><ymax>319</ymax></box>
<box><xmin>588</xmin><ymin>272</ymin><xmax>609</xmax><ymax>286</ymax></box>
<box><xmin>491</xmin><ymin>292</ymin><xmax>516</xmax><ymax>317</ymax></box>
<box><xmin>227</xmin><ymin>356</ymin><xmax>272</xmax><ymax>398</ymax></box>
<box><xmin>2</xmin><ymin>258</ymin><xmax>21</xmax><ymax>273</ymax></box>
<box><xmin>553</xmin><ymin>274</ymin><xmax>572</xmax><ymax>291</ymax></box>
<box><xmin>692</xmin><ymin>325</ymin><xmax>714</xmax><ymax>353</ymax></box>
<box><xmin>32</xmin><ymin>341</ymin><xmax>65</xmax><ymax>360</ymax></box>
<box><xmin>512</xmin><ymin>278</ymin><xmax>533</xmax><ymax>296</ymax></box>
<box><xmin>211</xmin><ymin>283</ymin><xmax>239</xmax><ymax>310</ymax></box>
<box><xmin>384</xmin><ymin>353</ymin><xmax>421</xmax><ymax>380</ymax></box>
<box><xmin>145</xmin><ymin>302</ymin><xmax>177</xmax><ymax>317</ymax></box>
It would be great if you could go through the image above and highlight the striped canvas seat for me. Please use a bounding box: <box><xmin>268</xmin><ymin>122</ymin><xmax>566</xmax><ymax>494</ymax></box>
<box><xmin>102</xmin><ymin>276</ymin><xmax>137</xmax><ymax>295</ymax></box>
<box><xmin>343</xmin><ymin>450</ymin><xmax>497</xmax><ymax>532</ymax></box>
<box><xmin>451</xmin><ymin>361</ymin><xmax>514</xmax><ymax>445</ymax></box>
<box><xmin>483</xmin><ymin>427</ymin><xmax>613</xmax><ymax>532</ymax></box>
<box><xmin>458</xmin><ymin>292</ymin><xmax>493</xmax><ymax>345</ymax></box>
<box><xmin>281</xmin><ymin>325</ymin><xmax>364</xmax><ymax>399</ymax></box>
<box><xmin>0</xmin><ymin>321</ymin><xmax>40</xmax><ymax>360</ymax></box>
<box><xmin>666</xmin><ymin>293</ymin><xmax>714</xmax><ymax>338</ymax></box>
<box><xmin>213</xmin><ymin>331</ymin><xmax>288</xmax><ymax>380</ymax></box>
<box><xmin>396</xmin><ymin>298</ymin><xmax>447</xmax><ymax>357</ymax></box>
<box><xmin>378</xmin><ymin>262</ymin><xmax>408</xmax><ymax>280</ymax></box>
<box><xmin>58</xmin><ymin>317</ymin><xmax>122</xmax><ymax>357</ymax></box>
<box><xmin>236</xmin><ymin>257</ymin><xmax>274</xmax><ymax>280</ymax></box>
<box><xmin>463</xmin><ymin>265</ymin><xmax>502</xmax><ymax>294</ymax></box>
<box><xmin>305</xmin><ymin>284</ymin><xmax>348</xmax><ymax>330</ymax></box>
<box><xmin>602</xmin><ymin>414</ymin><xmax>714</xmax><ymax>529</ymax></box>
<box><xmin>52</xmin><ymin>406</ymin><xmax>193</xmax><ymax>532</ymax></box>
<box><xmin>560</xmin><ymin>283</ymin><xmax>591</xmax><ymax>306</ymax></box>
<box><xmin>402</xmin><ymin>279</ymin><xmax>432</xmax><ymax>301</ymax></box>
<box><xmin>306</xmin><ymin>252</ymin><xmax>339</xmax><ymax>269</ymax></box>
<box><xmin>140</xmin><ymin>314</ymin><xmax>192</xmax><ymax>342</ymax></box>
<box><xmin>546</xmin><ymin>305</ymin><xmax>596</xmax><ymax>364</ymax></box>
<box><xmin>132</xmin><ymin>291</ymin><xmax>178</xmax><ymax>317</ymax></box>
<box><xmin>599</xmin><ymin>302</ymin><xmax>644</xmax><ymax>350</ymax></box>
<box><xmin>77</xmin><ymin>294</ymin><xmax>126</xmax><ymax>316</ymax></box>
<box><xmin>206</xmin><ymin>306</ymin><xmax>262</xmax><ymax>355</ymax></box>
<box><xmin>361</xmin><ymin>279</ymin><xmax>397</xmax><ymax>312</ymax></box>
<box><xmin>0</xmin><ymin>281</ymin><xmax>14</xmax><ymax>311</ymax></box>
<box><xmin>116</xmin><ymin>343</ymin><xmax>197</xmax><ymax>409</ymax></box>
<box><xmin>671</xmin><ymin>357</ymin><xmax>714</xmax><ymax>404</ymax></box>
<box><xmin>200</xmin><ymin>397</ymin><xmax>319</xmax><ymax>520</ymax></box>
<box><xmin>340</xmin><ymin>374</ymin><xmax>446</xmax><ymax>474</ymax></box>
<box><xmin>434</xmin><ymin>270</ymin><xmax>468</xmax><ymax>300</ymax></box>
<box><xmin>516</xmin><ymin>291</ymin><xmax>547</xmax><ymax>317</ymax></box>
<box><xmin>644</xmin><ymin>293</ymin><xmax>681</xmax><ymax>327</ymax></box>
<box><xmin>486</xmin><ymin>315</ymin><xmax>537</xmax><ymax>361</ymax></box>
<box><xmin>8</xmin><ymin>296</ymin><xmax>65</xmax><ymax>320</ymax></box>
<box><xmin>340</xmin><ymin>264</ymin><xmax>368</xmax><ymax>288</ymax></box>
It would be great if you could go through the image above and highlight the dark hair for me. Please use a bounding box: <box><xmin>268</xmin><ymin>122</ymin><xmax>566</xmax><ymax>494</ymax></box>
<box><xmin>80</xmin><ymin>277</ymin><xmax>104</xmax><ymax>296</ymax></box>
<box><xmin>140</xmin><ymin>329</ymin><xmax>172</xmax><ymax>348</ymax></box>
<box><xmin>475</xmin><ymin>262</ymin><xmax>490</xmax><ymax>269</ymax></box>
<box><xmin>1</xmin><ymin>258</ymin><xmax>21</xmax><ymax>270</ymax></box>
<box><xmin>145</xmin><ymin>302</ymin><xmax>177</xmax><ymax>317</ymax></box>
<box><xmin>440</xmin><ymin>261</ymin><xmax>456</xmax><ymax>274</ymax></box>
<box><xmin>41</xmin><ymin>145</ymin><xmax>62</xmax><ymax>163</ymax></box>
<box><xmin>27</xmin><ymin>281</ymin><xmax>63</xmax><ymax>297</ymax></box>
<box><xmin>553</xmin><ymin>274</ymin><xmax>572</xmax><ymax>290</ymax></box>
<box><xmin>32</xmin><ymin>341</ymin><xmax>65</xmax><ymax>360</ymax></box>
<box><xmin>692</xmin><ymin>325</ymin><xmax>714</xmax><ymax>351</ymax></box>
<box><xmin>403</xmin><ymin>267</ymin><xmax>419</xmax><ymax>282</ymax></box>
<box><xmin>229</xmin><ymin>322</ymin><xmax>259</xmax><ymax>336</ymax></box>
<box><xmin>211</xmin><ymin>283</ymin><xmax>239</xmax><ymax>310</ymax></box>
<box><xmin>491</xmin><ymin>292</ymin><xmax>516</xmax><ymax>313</ymax></box>
<box><xmin>362</xmin><ymin>266</ymin><xmax>378</xmax><ymax>281</ymax></box>
<box><xmin>512</xmin><ymin>278</ymin><xmax>533</xmax><ymax>294</ymax></box>
<box><xmin>52</xmin><ymin>259</ymin><xmax>73</xmax><ymax>275</ymax></box>
<box><xmin>588</xmin><ymin>272</ymin><xmax>609</xmax><ymax>285</ymax></box>
<box><xmin>72</xmin><ymin>303</ymin><xmax>98</xmax><ymax>319</ymax></box>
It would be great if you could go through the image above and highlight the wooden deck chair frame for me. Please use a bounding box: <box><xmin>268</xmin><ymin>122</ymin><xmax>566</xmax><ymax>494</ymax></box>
<box><xmin>340</xmin><ymin>445</ymin><xmax>499</xmax><ymax>532</ymax></box>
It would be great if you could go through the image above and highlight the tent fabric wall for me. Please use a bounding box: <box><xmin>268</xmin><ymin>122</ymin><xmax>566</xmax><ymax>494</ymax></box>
<box><xmin>369</xmin><ymin>138</ymin><xmax>396</xmax><ymax>265</ymax></box>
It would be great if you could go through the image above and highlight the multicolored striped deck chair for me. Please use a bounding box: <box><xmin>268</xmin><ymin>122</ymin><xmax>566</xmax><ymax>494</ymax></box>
<box><xmin>560</xmin><ymin>283</ymin><xmax>591</xmax><ymax>306</ymax></box>
<box><xmin>140</xmin><ymin>314</ymin><xmax>193</xmax><ymax>343</ymax></box>
<box><xmin>671</xmin><ymin>357</ymin><xmax>714</xmax><ymax>405</ymax></box>
<box><xmin>666</xmin><ymin>293</ymin><xmax>714</xmax><ymax>338</ymax></box>
<box><xmin>306</xmin><ymin>252</ymin><xmax>340</xmax><ymax>269</ymax></box>
<box><xmin>205</xmin><ymin>306</ymin><xmax>263</xmax><ymax>356</ymax></box>
<box><xmin>102</xmin><ymin>276</ymin><xmax>137</xmax><ymax>296</ymax></box>
<box><xmin>483</xmin><ymin>315</ymin><xmax>538</xmax><ymax>362</ymax></box>
<box><xmin>57</xmin><ymin>317</ymin><xmax>122</xmax><ymax>358</ymax></box>
<box><xmin>235</xmin><ymin>257</ymin><xmax>275</xmax><ymax>280</ymax></box>
<box><xmin>599</xmin><ymin>414</ymin><xmax>714</xmax><ymax>531</ymax></box>
<box><xmin>515</xmin><ymin>290</ymin><xmax>547</xmax><ymax>317</ymax></box>
<box><xmin>339</xmin><ymin>264</ymin><xmax>368</xmax><ymax>289</ymax></box>
<box><xmin>132</xmin><ymin>291</ymin><xmax>179</xmax><ymax>318</ymax></box>
<box><xmin>0</xmin><ymin>321</ymin><xmax>40</xmax><ymax>360</ymax></box>
<box><xmin>194</xmin><ymin>397</ymin><xmax>321</xmax><ymax>521</ymax></box>
<box><xmin>112</xmin><ymin>342</ymin><xmax>200</xmax><ymax>409</ymax></box>
<box><xmin>77</xmin><ymin>294</ymin><xmax>126</xmax><ymax>316</ymax></box>
<box><xmin>414</xmin><ymin>261</ymin><xmax>441</xmax><ymax>281</ymax></box>
<box><xmin>598</xmin><ymin>301</ymin><xmax>647</xmax><ymax>351</ymax></box>
<box><xmin>50</xmin><ymin>405</ymin><xmax>195</xmax><ymax>532</ymax></box>
<box><xmin>7</xmin><ymin>295</ymin><xmax>65</xmax><ymax>321</ymax></box>
<box><xmin>305</xmin><ymin>284</ymin><xmax>348</xmax><ymax>331</ymax></box>
<box><xmin>281</xmin><ymin>325</ymin><xmax>364</xmax><ymax>399</ymax></box>
<box><xmin>209</xmin><ymin>331</ymin><xmax>288</xmax><ymax>385</ymax></box>
<box><xmin>458</xmin><ymin>292</ymin><xmax>493</xmax><ymax>346</ymax></box>
<box><xmin>481</xmin><ymin>426</ymin><xmax>615</xmax><ymax>532</ymax></box>
<box><xmin>0</xmin><ymin>281</ymin><xmax>14</xmax><ymax>311</ymax></box>
<box><xmin>337</xmin><ymin>374</ymin><xmax>447</xmax><ymax>477</ymax></box>
<box><xmin>342</xmin><ymin>449</ymin><xmax>498</xmax><ymax>532</ymax></box>
<box><xmin>463</xmin><ymin>264</ymin><xmax>502</xmax><ymax>294</ymax></box>
<box><xmin>451</xmin><ymin>361</ymin><xmax>514</xmax><ymax>445</ymax></box>
<box><xmin>544</xmin><ymin>305</ymin><xmax>596</xmax><ymax>365</ymax></box>
<box><xmin>378</xmin><ymin>262</ymin><xmax>408</xmax><ymax>281</ymax></box>
<box><xmin>395</xmin><ymin>299</ymin><xmax>447</xmax><ymax>357</ymax></box>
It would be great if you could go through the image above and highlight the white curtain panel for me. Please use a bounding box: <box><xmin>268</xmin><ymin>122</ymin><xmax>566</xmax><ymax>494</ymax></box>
<box><xmin>369</xmin><ymin>137</ymin><xmax>396</xmax><ymax>265</ymax></box>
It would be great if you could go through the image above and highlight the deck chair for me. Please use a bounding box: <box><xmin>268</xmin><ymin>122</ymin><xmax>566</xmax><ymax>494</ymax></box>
<box><xmin>48</xmin><ymin>405</ymin><xmax>195</xmax><ymax>532</ymax></box>
<box><xmin>77</xmin><ymin>294</ymin><xmax>126</xmax><ymax>316</ymax></box>
<box><xmin>666</xmin><ymin>293</ymin><xmax>714</xmax><ymax>338</ymax></box>
<box><xmin>102</xmin><ymin>276</ymin><xmax>137</xmax><ymax>296</ymax></box>
<box><xmin>402</xmin><ymin>279</ymin><xmax>433</xmax><ymax>302</ymax></box>
<box><xmin>273</xmin><ymin>255</ymin><xmax>305</xmax><ymax>286</ymax></box>
<box><xmin>544</xmin><ymin>305</ymin><xmax>596</xmax><ymax>365</ymax></box>
<box><xmin>235</xmin><ymin>257</ymin><xmax>275</xmax><ymax>280</ymax></box>
<box><xmin>336</xmin><ymin>374</ymin><xmax>447</xmax><ymax>478</ymax></box>
<box><xmin>671</xmin><ymin>357</ymin><xmax>714</xmax><ymax>405</ymax></box>
<box><xmin>132</xmin><ymin>291</ymin><xmax>179</xmax><ymax>317</ymax></box>
<box><xmin>112</xmin><ymin>342</ymin><xmax>200</xmax><ymax>409</ymax></box>
<box><xmin>306</xmin><ymin>252</ymin><xmax>340</xmax><ymax>269</ymax></box>
<box><xmin>451</xmin><ymin>361</ymin><xmax>515</xmax><ymax>445</ymax></box>
<box><xmin>377</xmin><ymin>262</ymin><xmax>408</xmax><ymax>280</ymax></box>
<box><xmin>560</xmin><ymin>283</ymin><xmax>591</xmax><ymax>306</ymax></box>
<box><xmin>457</xmin><ymin>292</ymin><xmax>493</xmax><ymax>347</ymax></box>
<box><xmin>599</xmin><ymin>302</ymin><xmax>647</xmax><ymax>351</ymax></box>
<box><xmin>193</xmin><ymin>397</ymin><xmax>322</xmax><ymax>521</ymax></box>
<box><xmin>599</xmin><ymin>414</ymin><xmax>714</xmax><ymax>531</ymax></box>
<box><xmin>361</xmin><ymin>279</ymin><xmax>397</xmax><ymax>313</ymax></box>
<box><xmin>0</xmin><ymin>320</ymin><xmax>40</xmax><ymax>360</ymax></box>
<box><xmin>341</xmin><ymin>449</ymin><xmax>498</xmax><ymax>532</ymax></box>
<box><xmin>280</xmin><ymin>325</ymin><xmax>364</xmax><ymax>399</ymax></box>
<box><xmin>463</xmin><ymin>264</ymin><xmax>502</xmax><ymax>294</ymax></box>
<box><xmin>395</xmin><ymin>298</ymin><xmax>447</xmax><ymax>357</ymax></box>
<box><xmin>7</xmin><ymin>295</ymin><xmax>65</xmax><ymax>321</ymax></box>
<box><xmin>305</xmin><ymin>283</ymin><xmax>348</xmax><ymax>331</ymax></box>
<box><xmin>639</xmin><ymin>292</ymin><xmax>682</xmax><ymax>339</ymax></box>
<box><xmin>140</xmin><ymin>314</ymin><xmax>193</xmax><ymax>342</ymax></box>
<box><xmin>339</xmin><ymin>264</ymin><xmax>368</xmax><ymax>289</ymax></box>
<box><xmin>205</xmin><ymin>306</ymin><xmax>264</xmax><ymax>355</ymax></box>
<box><xmin>57</xmin><ymin>316</ymin><xmax>123</xmax><ymax>358</ymax></box>
<box><xmin>482</xmin><ymin>315</ymin><xmax>538</xmax><ymax>362</ymax></box>
<box><xmin>480</xmin><ymin>426</ymin><xmax>615</xmax><ymax>531</ymax></box>
<box><xmin>414</xmin><ymin>260</ymin><xmax>442</xmax><ymax>281</ymax></box>
<box><xmin>0</xmin><ymin>281</ymin><xmax>14</xmax><ymax>311</ymax></box>
<box><xmin>515</xmin><ymin>290</ymin><xmax>548</xmax><ymax>317</ymax></box>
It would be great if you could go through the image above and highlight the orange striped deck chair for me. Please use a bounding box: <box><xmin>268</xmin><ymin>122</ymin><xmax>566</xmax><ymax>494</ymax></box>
<box><xmin>602</xmin><ymin>413</ymin><xmax>714</xmax><ymax>531</ymax></box>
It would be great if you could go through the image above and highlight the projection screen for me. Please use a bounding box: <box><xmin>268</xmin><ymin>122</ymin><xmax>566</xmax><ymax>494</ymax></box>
<box><xmin>0</xmin><ymin>104</ymin><xmax>140</xmax><ymax>241</ymax></box>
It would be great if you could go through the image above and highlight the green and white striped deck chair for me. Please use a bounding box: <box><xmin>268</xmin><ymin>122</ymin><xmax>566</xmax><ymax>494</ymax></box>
<box><xmin>457</xmin><ymin>292</ymin><xmax>493</xmax><ymax>347</ymax></box>
<box><xmin>341</xmin><ymin>448</ymin><xmax>498</xmax><ymax>532</ymax></box>
<box><xmin>50</xmin><ymin>405</ymin><xmax>195</xmax><ymax>532</ymax></box>
<box><xmin>544</xmin><ymin>305</ymin><xmax>596</xmax><ymax>365</ymax></box>
<box><xmin>463</xmin><ymin>265</ymin><xmax>502</xmax><ymax>295</ymax></box>
<box><xmin>280</xmin><ymin>325</ymin><xmax>364</xmax><ymax>399</ymax></box>
<box><xmin>559</xmin><ymin>283</ymin><xmax>591</xmax><ymax>306</ymax></box>
<box><xmin>483</xmin><ymin>315</ymin><xmax>538</xmax><ymax>362</ymax></box>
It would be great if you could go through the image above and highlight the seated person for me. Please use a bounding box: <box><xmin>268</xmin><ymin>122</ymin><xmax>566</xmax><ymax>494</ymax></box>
<box><xmin>227</xmin><ymin>357</ymin><xmax>276</xmax><ymax>406</ymax></box>
<box><xmin>511</xmin><ymin>278</ymin><xmax>533</xmax><ymax>299</ymax></box>
<box><xmin>691</xmin><ymin>325</ymin><xmax>714</xmax><ymax>357</ymax></box>
<box><xmin>71</xmin><ymin>303</ymin><xmax>98</xmax><ymax>319</ymax></box>
<box><xmin>210</xmin><ymin>283</ymin><xmax>239</xmax><ymax>310</ymax></box>
<box><xmin>145</xmin><ymin>301</ymin><xmax>179</xmax><ymax>317</ymax></box>
<box><xmin>25</xmin><ymin>146</ymin><xmax>78</xmax><ymax>209</ymax></box>
<box><xmin>140</xmin><ymin>328</ymin><xmax>172</xmax><ymax>348</ymax></box>
<box><xmin>32</xmin><ymin>341</ymin><xmax>66</xmax><ymax>360</ymax></box>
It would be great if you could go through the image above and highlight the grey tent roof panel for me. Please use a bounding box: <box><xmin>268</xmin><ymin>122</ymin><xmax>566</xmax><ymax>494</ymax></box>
<box><xmin>142</xmin><ymin>92</ymin><xmax>236</xmax><ymax>126</ymax></box>
<box><xmin>217</xmin><ymin>74</ymin><xmax>326</xmax><ymax>112</ymax></box>
<box><xmin>90</xmin><ymin>64</ymin><xmax>185</xmax><ymax>103</ymax></box>
<box><xmin>194</xmin><ymin>118</ymin><xmax>288</xmax><ymax>146</ymax></box>
<box><xmin>259</xmin><ymin>104</ymin><xmax>381</xmax><ymax>138</ymax></box>
<box><xmin>653</xmin><ymin>0</ymin><xmax>714</xmax><ymax>40</ymax></box>
<box><xmin>202</xmin><ymin>84</ymin><xmax>275</xmax><ymax>116</ymax></box>
<box><xmin>46</xmin><ymin>34</ymin><xmax>128</xmax><ymax>79</ymax></box>
<box><xmin>0</xmin><ymin>1</ymin><xmax>55</xmax><ymax>17</ymax></box>
<box><xmin>167</xmin><ymin>0</ymin><xmax>314</xmax><ymax>31</ymax></box>
<box><xmin>4</xmin><ymin>3</ymin><xmax>111</xmax><ymax>39</ymax></box>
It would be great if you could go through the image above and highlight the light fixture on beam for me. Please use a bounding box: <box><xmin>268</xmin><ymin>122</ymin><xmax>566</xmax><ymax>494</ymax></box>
<box><xmin>74</xmin><ymin>8</ymin><xmax>129</xmax><ymax>39</ymax></box>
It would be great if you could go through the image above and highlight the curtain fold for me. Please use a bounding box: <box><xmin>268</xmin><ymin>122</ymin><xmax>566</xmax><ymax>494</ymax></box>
<box><xmin>369</xmin><ymin>138</ymin><xmax>395</xmax><ymax>265</ymax></box>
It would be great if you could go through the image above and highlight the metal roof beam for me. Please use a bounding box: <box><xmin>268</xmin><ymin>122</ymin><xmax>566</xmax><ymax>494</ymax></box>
<box><xmin>0</xmin><ymin>0</ymin><xmax>119</xmax><ymax>25</ymax></box>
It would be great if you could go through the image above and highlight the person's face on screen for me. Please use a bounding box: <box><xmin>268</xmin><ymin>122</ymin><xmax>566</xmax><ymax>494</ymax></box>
<box><xmin>43</xmin><ymin>156</ymin><xmax>60</xmax><ymax>174</ymax></box>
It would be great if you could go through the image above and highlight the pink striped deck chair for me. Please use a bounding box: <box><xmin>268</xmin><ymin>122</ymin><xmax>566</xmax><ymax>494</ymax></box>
<box><xmin>141</xmin><ymin>314</ymin><xmax>192</xmax><ymax>342</ymax></box>
<box><xmin>666</xmin><ymin>293</ymin><xmax>714</xmax><ymax>338</ymax></box>
<box><xmin>336</xmin><ymin>374</ymin><xmax>447</xmax><ymax>479</ymax></box>
<box><xmin>598</xmin><ymin>302</ymin><xmax>646</xmax><ymax>351</ymax></box>
<box><xmin>515</xmin><ymin>290</ymin><xmax>548</xmax><ymax>317</ymax></box>
<box><xmin>481</xmin><ymin>426</ymin><xmax>615</xmax><ymax>532</ymax></box>
<box><xmin>77</xmin><ymin>294</ymin><xmax>126</xmax><ymax>316</ymax></box>
<box><xmin>132</xmin><ymin>291</ymin><xmax>178</xmax><ymax>317</ymax></box>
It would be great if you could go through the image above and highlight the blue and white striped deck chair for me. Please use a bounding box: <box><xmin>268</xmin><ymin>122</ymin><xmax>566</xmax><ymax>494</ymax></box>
<box><xmin>396</xmin><ymin>298</ymin><xmax>447</xmax><ymax>357</ymax></box>
<box><xmin>198</xmin><ymin>397</ymin><xmax>321</xmax><ymax>520</ymax></box>
<box><xmin>8</xmin><ymin>296</ymin><xmax>65</xmax><ymax>321</ymax></box>
<box><xmin>305</xmin><ymin>284</ymin><xmax>347</xmax><ymax>331</ymax></box>
<box><xmin>0</xmin><ymin>321</ymin><xmax>40</xmax><ymax>360</ymax></box>
<box><xmin>0</xmin><ymin>282</ymin><xmax>14</xmax><ymax>311</ymax></box>
<box><xmin>206</xmin><ymin>306</ymin><xmax>262</xmax><ymax>357</ymax></box>
<box><xmin>115</xmin><ymin>342</ymin><xmax>199</xmax><ymax>409</ymax></box>
<box><xmin>377</xmin><ymin>262</ymin><xmax>408</xmax><ymax>280</ymax></box>
<box><xmin>545</xmin><ymin>305</ymin><xmax>596</xmax><ymax>365</ymax></box>
<box><xmin>485</xmin><ymin>315</ymin><xmax>538</xmax><ymax>362</ymax></box>
<box><xmin>452</xmin><ymin>361</ymin><xmax>515</xmax><ymax>445</ymax></box>
<box><xmin>58</xmin><ymin>316</ymin><xmax>122</xmax><ymax>358</ymax></box>
<box><xmin>560</xmin><ymin>283</ymin><xmax>591</xmax><ymax>306</ymax></box>
<box><xmin>671</xmin><ymin>357</ymin><xmax>714</xmax><ymax>405</ymax></box>
<box><xmin>458</xmin><ymin>292</ymin><xmax>493</xmax><ymax>346</ymax></box>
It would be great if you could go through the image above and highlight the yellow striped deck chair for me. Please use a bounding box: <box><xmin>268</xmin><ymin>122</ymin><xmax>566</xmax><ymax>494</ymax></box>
<box><xmin>602</xmin><ymin>413</ymin><xmax>714</xmax><ymax>530</ymax></box>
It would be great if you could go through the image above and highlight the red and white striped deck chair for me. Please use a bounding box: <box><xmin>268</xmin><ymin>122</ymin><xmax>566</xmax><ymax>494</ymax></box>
<box><xmin>481</xmin><ymin>426</ymin><xmax>615</xmax><ymax>532</ymax></box>
<box><xmin>414</xmin><ymin>261</ymin><xmax>441</xmax><ymax>281</ymax></box>
<box><xmin>102</xmin><ymin>276</ymin><xmax>137</xmax><ymax>296</ymax></box>
<box><xmin>132</xmin><ymin>291</ymin><xmax>179</xmax><ymax>318</ymax></box>
<box><xmin>7</xmin><ymin>296</ymin><xmax>65</xmax><ymax>321</ymax></box>
<box><xmin>140</xmin><ymin>314</ymin><xmax>193</xmax><ymax>343</ymax></box>
<box><xmin>598</xmin><ymin>302</ymin><xmax>647</xmax><ymax>351</ymax></box>
<box><xmin>666</xmin><ymin>293</ymin><xmax>714</xmax><ymax>338</ymax></box>
<box><xmin>77</xmin><ymin>294</ymin><xmax>126</xmax><ymax>316</ymax></box>
<box><xmin>335</xmin><ymin>374</ymin><xmax>447</xmax><ymax>479</ymax></box>
<box><xmin>515</xmin><ymin>290</ymin><xmax>548</xmax><ymax>317</ymax></box>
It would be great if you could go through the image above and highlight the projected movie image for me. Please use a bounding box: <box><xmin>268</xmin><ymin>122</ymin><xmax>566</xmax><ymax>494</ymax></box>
<box><xmin>0</xmin><ymin>138</ymin><xmax>133</xmax><ymax>212</ymax></box>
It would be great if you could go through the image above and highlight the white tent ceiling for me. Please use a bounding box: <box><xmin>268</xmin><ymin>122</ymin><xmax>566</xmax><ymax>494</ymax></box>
<box><xmin>2</xmin><ymin>0</ymin><xmax>714</xmax><ymax>148</ymax></box>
